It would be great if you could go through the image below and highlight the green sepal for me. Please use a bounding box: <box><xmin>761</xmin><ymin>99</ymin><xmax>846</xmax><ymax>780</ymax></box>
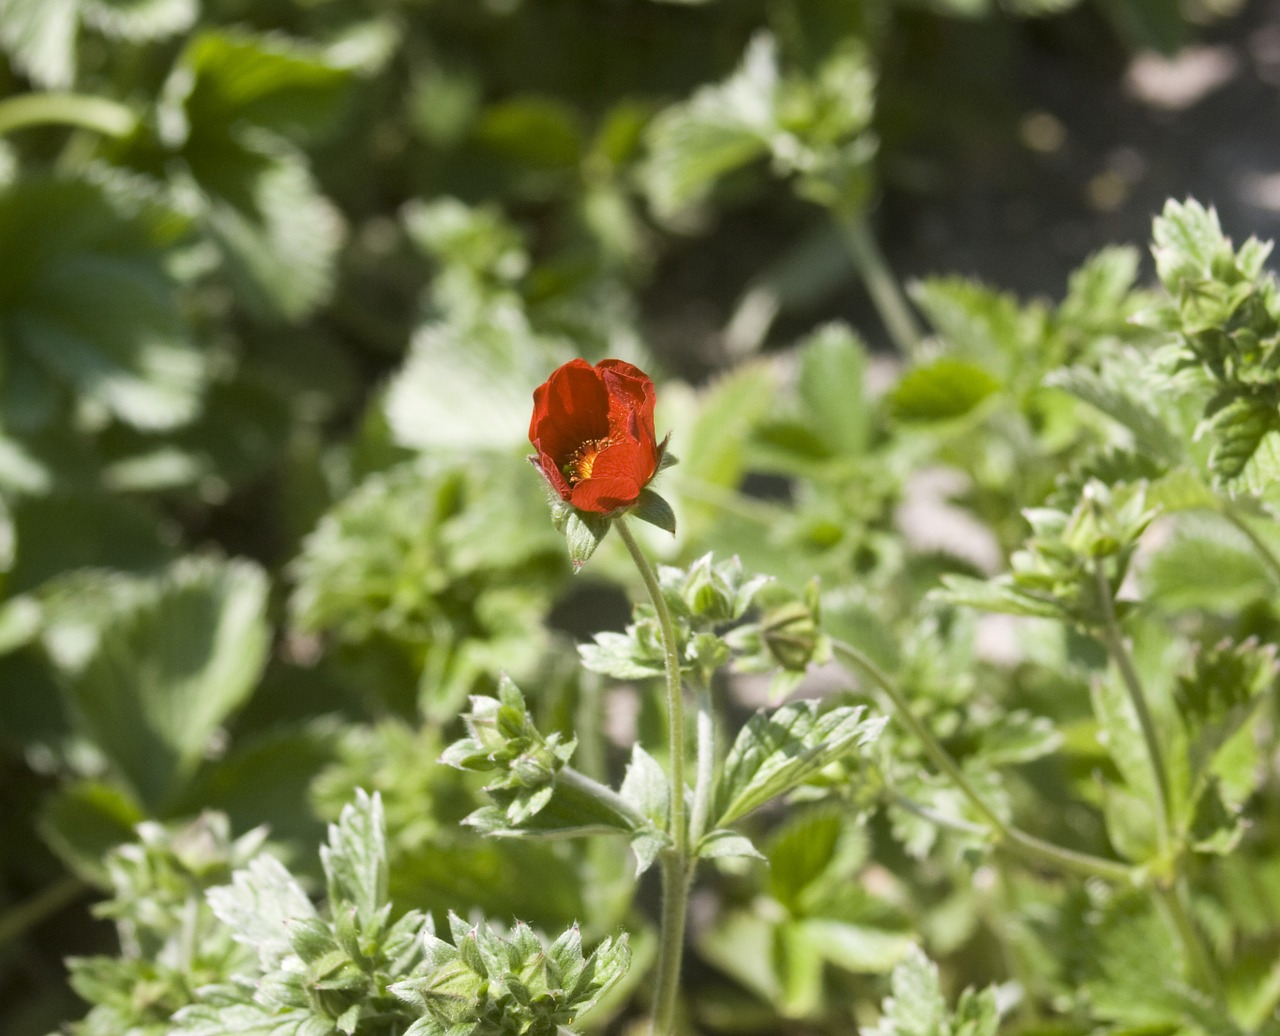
<box><xmin>630</xmin><ymin>488</ymin><xmax>676</xmax><ymax>535</ymax></box>
<box><xmin>563</xmin><ymin>509</ymin><xmax>611</xmax><ymax>571</ymax></box>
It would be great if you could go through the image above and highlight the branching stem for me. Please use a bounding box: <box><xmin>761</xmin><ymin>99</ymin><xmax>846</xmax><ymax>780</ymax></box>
<box><xmin>835</xmin><ymin>639</ymin><xmax>1134</xmax><ymax>884</ymax></box>
<box><xmin>615</xmin><ymin>517</ymin><xmax>689</xmax><ymax>1036</ymax></box>
<box><xmin>838</xmin><ymin>214</ymin><xmax>923</xmax><ymax>356</ymax></box>
<box><xmin>1092</xmin><ymin>563</ymin><xmax>1172</xmax><ymax>848</ymax></box>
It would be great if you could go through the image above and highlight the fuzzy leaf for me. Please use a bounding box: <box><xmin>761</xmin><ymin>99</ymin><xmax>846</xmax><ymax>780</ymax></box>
<box><xmin>0</xmin><ymin>178</ymin><xmax>203</xmax><ymax>431</ymax></box>
<box><xmin>714</xmin><ymin>702</ymin><xmax>885</xmax><ymax>826</ymax></box>
<box><xmin>321</xmin><ymin>790</ymin><xmax>389</xmax><ymax>933</ymax></box>
<box><xmin>889</xmin><ymin>359</ymin><xmax>1001</xmax><ymax>423</ymax></box>
<box><xmin>60</xmin><ymin>557</ymin><xmax>270</xmax><ymax>812</ymax></box>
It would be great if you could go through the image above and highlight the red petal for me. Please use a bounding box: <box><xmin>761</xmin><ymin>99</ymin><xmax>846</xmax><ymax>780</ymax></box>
<box><xmin>530</xmin><ymin>455</ymin><xmax>573</xmax><ymax>503</ymax></box>
<box><xmin>530</xmin><ymin>360</ymin><xmax>610</xmax><ymax>463</ymax></box>
<box><xmin>598</xmin><ymin>360</ymin><xmax>657</xmax><ymax>446</ymax></box>
<box><xmin>572</xmin><ymin>475</ymin><xmax>642</xmax><ymax>513</ymax></box>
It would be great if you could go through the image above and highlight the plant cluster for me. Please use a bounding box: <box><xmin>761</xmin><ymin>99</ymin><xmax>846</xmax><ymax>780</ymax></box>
<box><xmin>3</xmin><ymin>0</ymin><xmax>1280</xmax><ymax>1034</ymax></box>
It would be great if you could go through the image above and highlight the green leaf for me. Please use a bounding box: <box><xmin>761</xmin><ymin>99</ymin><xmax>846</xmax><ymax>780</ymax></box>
<box><xmin>714</xmin><ymin>701</ymin><xmax>885</xmax><ymax>826</ymax></box>
<box><xmin>1145</xmin><ymin>516</ymin><xmax>1275</xmax><ymax>611</ymax></box>
<box><xmin>1058</xmin><ymin>245</ymin><xmax>1142</xmax><ymax>329</ymax></box>
<box><xmin>39</xmin><ymin>779</ymin><xmax>145</xmax><ymax>882</ymax></box>
<box><xmin>909</xmin><ymin>276</ymin><xmax>1045</xmax><ymax>368</ymax></box>
<box><xmin>797</xmin><ymin>324</ymin><xmax>871</xmax><ymax>456</ymax></box>
<box><xmin>207</xmin><ymin>854</ymin><xmax>318</xmax><ymax>970</ymax></box>
<box><xmin>60</xmin><ymin>557</ymin><xmax>270</xmax><ymax>813</ymax></box>
<box><xmin>177</xmin><ymin>29</ymin><xmax>353</xmax><ymax>143</ymax></box>
<box><xmin>864</xmin><ymin>945</ymin><xmax>948</xmax><ymax>1036</ymax></box>
<box><xmin>385</xmin><ymin>317</ymin><xmax>553</xmax><ymax>452</ymax></box>
<box><xmin>697</xmin><ymin>829</ymin><xmax>765</xmax><ymax>861</ymax></box>
<box><xmin>1046</xmin><ymin>362</ymin><xmax>1184</xmax><ymax>463</ymax></box>
<box><xmin>564</xmin><ymin>510</ymin><xmax>611</xmax><ymax>571</ymax></box>
<box><xmin>193</xmin><ymin>145</ymin><xmax>344</xmax><ymax>322</ymax></box>
<box><xmin>154</xmin><ymin>31</ymin><xmax>352</xmax><ymax>321</ymax></box>
<box><xmin>81</xmin><ymin>0</ymin><xmax>195</xmax><ymax>40</ymax></box>
<box><xmin>0</xmin><ymin>0</ymin><xmax>77</xmax><ymax>88</ymax></box>
<box><xmin>619</xmin><ymin>744</ymin><xmax>669</xmax><ymax>828</ymax></box>
<box><xmin>475</xmin><ymin>96</ymin><xmax>584</xmax><ymax>170</ymax></box>
<box><xmin>642</xmin><ymin>32</ymin><xmax>776</xmax><ymax>218</ymax></box>
<box><xmin>630</xmin><ymin>488</ymin><xmax>676</xmax><ymax>534</ymax></box>
<box><xmin>797</xmin><ymin>919</ymin><xmax>912</xmax><ymax>975</ymax></box>
<box><xmin>889</xmin><ymin>359</ymin><xmax>1001</xmax><ymax>423</ymax></box>
<box><xmin>931</xmin><ymin>574</ymin><xmax>1066</xmax><ymax>620</ymax></box>
<box><xmin>321</xmin><ymin>790</ymin><xmax>389</xmax><ymax>932</ymax></box>
<box><xmin>0</xmin><ymin>177</ymin><xmax>203</xmax><ymax>431</ymax></box>
<box><xmin>865</xmin><ymin>944</ymin><xmax>1001</xmax><ymax>1036</ymax></box>
<box><xmin>1152</xmin><ymin>198</ymin><xmax>1232</xmax><ymax>291</ymax></box>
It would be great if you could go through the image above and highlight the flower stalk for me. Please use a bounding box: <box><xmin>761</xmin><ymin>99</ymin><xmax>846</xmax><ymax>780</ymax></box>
<box><xmin>614</xmin><ymin>517</ymin><xmax>691</xmax><ymax>1036</ymax></box>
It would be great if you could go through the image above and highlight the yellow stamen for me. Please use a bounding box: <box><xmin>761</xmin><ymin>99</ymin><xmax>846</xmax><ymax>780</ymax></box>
<box><xmin>562</xmin><ymin>437</ymin><xmax>613</xmax><ymax>486</ymax></box>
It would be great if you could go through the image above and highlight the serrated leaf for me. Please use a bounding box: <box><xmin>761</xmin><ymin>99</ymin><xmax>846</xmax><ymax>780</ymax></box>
<box><xmin>1059</xmin><ymin>245</ymin><xmax>1142</xmax><ymax>328</ymax></box>
<box><xmin>1145</xmin><ymin>517</ymin><xmax>1273</xmax><ymax>611</ymax></box>
<box><xmin>0</xmin><ymin>178</ymin><xmax>203</xmax><ymax>431</ymax></box>
<box><xmin>619</xmin><ymin>744</ymin><xmax>669</xmax><ymax>826</ymax></box>
<box><xmin>643</xmin><ymin>33</ymin><xmax>777</xmax><ymax>218</ymax></box>
<box><xmin>889</xmin><ymin>359</ymin><xmax>1001</xmax><ymax>423</ymax></box>
<box><xmin>208</xmin><ymin>854</ymin><xmax>317</xmax><ymax>969</ymax></box>
<box><xmin>714</xmin><ymin>702</ymin><xmax>885</xmax><ymax>826</ymax></box>
<box><xmin>1204</xmin><ymin>396</ymin><xmax>1280</xmax><ymax>483</ymax></box>
<box><xmin>59</xmin><ymin>557</ymin><xmax>270</xmax><ymax>813</ymax></box>
<box><xmin>321</xmin><ymin>790</ymin><xmax>389</xmax><ymax>933</ymax></box>
<box><xmin>909</xmin><ymin>276</ymin><xmax>1044</xmax><ymax>367</ymax></box>
<box><xmin>193</xmin><ymin>145</ymin><xmax>344</xmax><ymax>322</ymax></box>
<box><xmin>1152</xmin><ymin>198</ymin><xmax>1231</xmax><ymax>290</ymax></box>
<box><xmin>1047</xmin><ymin>364</ymin><xmax>1184</xmax><ymax>463</ymax></box>
<box><xmin>864</xmin><ymin>945</ymin><xmax>948</xmax><ymax>1036</ymax></box>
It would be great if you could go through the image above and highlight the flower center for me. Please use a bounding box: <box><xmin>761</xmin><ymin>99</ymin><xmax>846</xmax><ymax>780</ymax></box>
<box><xmin>562</xmin><ymin>437</ymin><xmax>613</xmax><ymax>486</ymax></box>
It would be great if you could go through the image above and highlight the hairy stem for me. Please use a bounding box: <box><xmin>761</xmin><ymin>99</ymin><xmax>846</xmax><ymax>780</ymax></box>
<box><xmin>836</xmin><ymin>639</ymin><xmax>1134</xmax><ymax>884</ymax></box>
<box><xmin>1166</xmin><ymin>879</ymin><xmax>1224</xmax><ymax>995</ymax></box>
<box><xmin>838</xmin><ymin>214</ymin><xmax>923</xmax><ymax>356</ymax></box>
<box><xmin>558</xmin><ymin>766</ymin><xmax>652</xmax><ymax>830</ymax></box>
<box><xmin>1092</xmin><ymin>563</ymin><xmax>1172</xmax><ymax>849</ymax></box>
<box><xmin>0</xmin><ymin>93</ymin><xmax>136</xmax><ymax>138</ymax></box>
<box><xmin>614</xmin><ymin>517</ymin><xmax>689</xmax><ymax>1036</ymax></box>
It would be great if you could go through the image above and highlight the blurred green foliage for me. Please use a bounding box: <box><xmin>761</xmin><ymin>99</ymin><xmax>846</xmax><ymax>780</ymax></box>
<box><xmin>2</xmin><ymin>0</ymin><xmax>1279</xmax><ymax>1033</ymax></box>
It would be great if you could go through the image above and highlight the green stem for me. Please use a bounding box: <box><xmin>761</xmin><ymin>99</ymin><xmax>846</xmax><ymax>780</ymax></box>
<box><xmin>1157</xmin><ymin>880</ymin><xmax>1223</xmax><ymax>998</ymax></box>
<box><xmin>558</xmin><ymin>767</ymin><xmax>652</xmax><ymax>830</ymax></box>
<box><xmin>837</xmin><ymin>639</ymin><xmax>1134</xmax><ymax>884</ymax></box>
<box><xmin>614</xmin><ymin>517</ymin><xmax>689</xmax><ymax>1036</ymax></box>
<box><xmin>0</xmin><ymin>876</ymin><xmax>85</xmax><ymax>946</ymax></box>
<box><xmin>0</xmin><ymin>93</ymin><xmax>136</xmax><ymax>138</ymax></box>
<box><xmin>1222</xmin><ymin>505</ymin><xmax>1280</xmax><ymax>586</ymax></box>
<box><xmin>834</xmin><ymin>640</ymin><xmax>1004</xmax><ymax>831</ymax></box>
<box><xmin>1093</xmin><ymin>563</ymin><xmax>1172</xmax><ymax>849</ymax></box>
<box><xmin>837</xmin><ymin>214</ymin><xmax>923</xmax><ymax>356</ymax></box>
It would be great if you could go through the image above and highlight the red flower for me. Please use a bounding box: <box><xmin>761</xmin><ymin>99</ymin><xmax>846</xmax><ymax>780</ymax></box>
<box><xmin>529</xmin><ymin>359</ymin><xmax>663</xmax><ymax>514</ymax></box>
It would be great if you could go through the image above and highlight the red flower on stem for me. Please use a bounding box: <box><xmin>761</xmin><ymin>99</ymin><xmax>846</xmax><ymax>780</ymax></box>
<box><xmin>529</xmin><ymin>359</ymin><xmax>664</xmax><ymax>514</ymax></box>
